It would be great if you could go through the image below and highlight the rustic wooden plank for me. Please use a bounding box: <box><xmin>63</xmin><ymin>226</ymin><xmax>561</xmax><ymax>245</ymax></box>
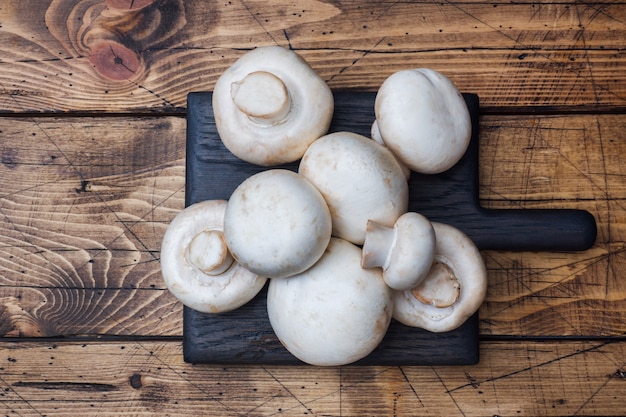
<box><xmin>0</xmin><ymin>1</ymin><xmax>624</xmax><ymax>112</ymax></box>
<box><xmin>0</xmin><ymin>340</ymin><xmax>625</xmax><ymax>416</ymax></box>
<box><xmin>1</xmin><ymin>113</ymin><xmax>624</xmax><ymax>338</ymax></box>
<box><xmin>0</xmin><ymin>116</ymin><xmax>186</xmax><ymax>337</ymax></box>
<box><xmin>479</xmin><ymin>114</ymin><xmax>626</xmax><ymax>336</ymax></box>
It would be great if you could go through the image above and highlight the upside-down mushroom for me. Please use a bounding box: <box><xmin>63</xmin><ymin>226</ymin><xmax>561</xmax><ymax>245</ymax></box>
<box><xmin>160</xmin><ymin>200</ymin><xmax>267</xmax><ymax>313</ymax></box>
<box><xmin>361</xmin><ymin>212</ymin><xmax>436</xmax><ymax>291</ymax></box>
<box><xmin>393</xmin><ymin>222</ymin><xmax>487</xmax><ymax>332</ymax></box>
<box><xmin>212</xmin><ymin>46</ymin><xmax>334</xmax><ymax>166</ymax></box>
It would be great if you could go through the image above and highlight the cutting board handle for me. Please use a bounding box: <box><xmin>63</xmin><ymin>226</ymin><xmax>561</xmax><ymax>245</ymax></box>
<box><xmin>474</xmin><ymin>207</ymin><xmax>597</xmax><ymax>251</ymax></box>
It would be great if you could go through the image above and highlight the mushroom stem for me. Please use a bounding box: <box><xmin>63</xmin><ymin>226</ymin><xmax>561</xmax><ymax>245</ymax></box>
<box><xmin>392</xmin><ymin>222</ymin><xmax>486</xmax><ymax>332</ymax></box>
<box><xmin>361</xmin><ymin>220</ymin><xmax>395</xmax><ymax>269</ymax></box>
<box><xmin>231</xmin><ymin>71</ymin><xmax>291</xmax><ymax>125</ymax></box>
<box><xmin>361</xmin><ymin>212</ymin><xmax>436</xmax><ymax>291</ymax></box>
<box><xmin>186</xmin><ymin>229</ymin><xmax>234</xmax><ymax>276</ymax></box>
<box><xmin>411</xmin><ymin>260</ymin><xmax>460</xmax><ymax>308</ymax></box>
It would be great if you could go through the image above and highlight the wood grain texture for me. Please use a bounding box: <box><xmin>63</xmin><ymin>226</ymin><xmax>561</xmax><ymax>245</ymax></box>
<box><xmin>0</xmin><ymin>0</ymin><xmax>625</xmax><ymax>112</ymax></box>
<box><xmin>0</xmin><ymin>116</ymin><xmax>186</xmax><ymax>337</ymax></box>
<box><xmin>0</xmin><ymin>340</ymin><xmax>625</xmax><ymax>416</ymax></box>
<box><xmin>1</xmin><ymin>1</ymin><xmax>624</xmax><ymax>414</ymax></box>
<box><xmin>479</xmin><ymin>114</ymin><xmax>626</xmax><ymax>337</ymax></box>
<box><xmin>1</xmin><ymin>112</ymin><xmax>625</xmax><ymax>338</ymax></box>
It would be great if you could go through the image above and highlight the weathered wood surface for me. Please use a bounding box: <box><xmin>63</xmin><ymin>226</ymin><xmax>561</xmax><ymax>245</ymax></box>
<box><xmin>481</xmin><ymin>113</ymin><xmax>626</xmax><ymax>337</ymax></box>
<box><xmin>1</xmin><ymin>113</ymin><xmax>624</xmax><ymax>338</ymax></box>
<box><xmin>0</xmin><ymin>116</ymin><xmax>186</xmax><ymax>337</ymax></box>
<box><xmin>0</xmin><ymin>0</ymin><xmax>625</xmax><ymax>112</ymax></box>
<box><xmin>1</xmin><ymin>340</ymin><xmax>626</xmax><ymax>416</ymax></box>
<box><xmin>1</xmin><ymin>0</ymin><xmax>626</xmax><ymax>415</ymax></box>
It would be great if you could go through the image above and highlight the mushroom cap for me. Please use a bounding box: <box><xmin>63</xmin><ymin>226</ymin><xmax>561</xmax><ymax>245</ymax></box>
<box><xmin>160</xmin><ymin>200</ymin><xmax>267</xmax><ymax>314</ymax></box>
<box><xmin>267</xmin><ymin>237</ymin><xmax>393</xmax><ymax>366</ymax></box>
<box><xmin>212</xmin><ymin>46</ymin><xmax>334</xmax><ymax>166</ymax></box>
<box><xmin>392</xmin><ymin>222</ymin><xmax>487</xmax><ymax>332</ymax></box>
<box><xmin>374</xmin><ymin>68</ymin><xmax>471</xmax><ymax>174</ymax></box>
<box><xmin>223</xmin><ymin>169</ymin><xmax>332</xmax><ymax>279</ymax></box>
<box><xmin>370</xmin><ymin>120</ymin><xmax>411</xmax><ymax>179</ymax></box>
<box><xmin>362</xmin><ymin>212</ymin><xmax>436</xmax><ymax>291</ymax></box>
<box><xmin>298</xmin><ymin>131</ymin><xmax>409</xmax><ymax>245</ymax></box>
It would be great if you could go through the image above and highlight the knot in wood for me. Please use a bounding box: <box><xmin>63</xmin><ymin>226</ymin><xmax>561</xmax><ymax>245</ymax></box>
<box><xmin>129</xmin><ymin>373</ymin><xmax>142</xmax><ymax>389</ymax></box>
<box><xmin>89</xmin><ymin>41</ymin><xmax>141</xmax><ymax>82</ymax></box>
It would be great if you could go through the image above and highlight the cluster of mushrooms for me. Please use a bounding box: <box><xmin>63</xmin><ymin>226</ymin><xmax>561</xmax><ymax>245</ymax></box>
<box><xmin>161</xmin><ymin>46</ymin><xmax>487</xmax><ymax>366</ymax></box>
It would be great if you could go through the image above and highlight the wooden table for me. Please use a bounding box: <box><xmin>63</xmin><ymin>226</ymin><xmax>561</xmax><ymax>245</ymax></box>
<box><xmin>1</xmin><ymin>1</ymin><xmax>625</xmax><ymax>415</ymax></box>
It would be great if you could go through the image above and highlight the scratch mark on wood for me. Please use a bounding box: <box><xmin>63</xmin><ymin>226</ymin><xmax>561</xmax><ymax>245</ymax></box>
<box><xmin>481</xmin><ymin>248</ymin><xmax>613</xmax><ymax>330</ymax></box>
<box><xmin>239</xmin><ymin>0</ymin><xmax>280</xmax><ymax>46</ymax></box>
<box><xmin>243</xmin><ymin>394</ymin><xmax>282</xmax><ymax>416</ymax></box>
<box><xmin>0</xmin><ymin>374</ymin><xmax>45</xmax><ymax>416</ymax></box>
<box><xmin>260</xmin><ymin>365</ymin><xmax>316</xmax><ymax>416</ymax></box>
<box><xmin>448</xmin><ymin>341</ymin><xmax>611</xmax><ymax>393</ymax></box>
<box><xmin>443</xmin><ymin>0</ymin><xmax>621</xmax><ymax>103</ymax></box>
<box><xmin>464</xmin><ymin>371</ymin><xmax>480</xmax><ymax>389</ymax></box>
<box><xmin>398</xmin><ymin>366</ymin><xmax>424</xmax><ymax>408</ymax></box>
<box><xmin>135</xmin><ymin>84</ymin><xmax>176</xmax><ymax>109</ymax></box>
<box><xmin>432</xmin><ymin>367</ymin><xmax>467</xmax><ymax>417</ymax></box>
<box><xmin>573</xmin><ymin>3</ymin><xmax>599</xmax><ymax>105</ymax></box>
<box><xmin>328</xmin><ymin>37</ymin><xmax>387</xmax><ymax>82</ymax></box>
<box><xmin>572</xmin><ymin>361</ymin><xmax>626</xmax><ymax>415</ymax></box>
<box><xmin>283</xmin><ymin>29</ymin><xmax>293</xmax><ymax>50</ymax></box>
<box><xmin>372</xmin><ymin>1</ymin><xmax>401</xmax><ymax>21</ymax></box>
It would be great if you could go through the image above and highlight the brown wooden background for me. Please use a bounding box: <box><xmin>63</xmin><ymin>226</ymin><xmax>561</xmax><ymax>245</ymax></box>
<box><xmin>1</xmin><ymin>0</ymin><xmax>625</xmax><ymax>415</ymax></box>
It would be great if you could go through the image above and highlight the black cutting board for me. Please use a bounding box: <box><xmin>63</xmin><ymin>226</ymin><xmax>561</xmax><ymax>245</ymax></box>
<box><xmin>182</xmin><ymin>92</ymin><xmax>597</xmax><ymax>366</ymax></box>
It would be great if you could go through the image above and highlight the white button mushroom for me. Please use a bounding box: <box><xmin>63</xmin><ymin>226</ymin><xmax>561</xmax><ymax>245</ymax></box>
<box><xmin>160</xmin><ymin>200</ymin><xmax>267</xmax><ymax>314</ymax></box>
<box><xmin>223</xmin><ymin>169</ymin><xmax>332</xmax><ymax>279</ymax></box>
<box><xmin>267</xmin><ymin>237</ymin><xmax>393</xmax><ymax>366</ymax></box>
<box><xmin>298</xmin><ymin>131</ymin><xmax>409</xmax><ymax>245</ymax></box>
<box><xmin>374</xmin><ymin>68</ymin><xmax>472</xmax><ymax>174</ymax></box>
<box><xmin>392</xmin><ymin>222</ymin><xmax>487</xmax><ymax>332</ymax></box>
<box><xmin>370</xmin><ymin>119</ymin><xmax>411</xmax><ymax>180</ymax></box>
<box><xmin>361</xmin><ymin>212</ymin><xmax>436</xmax><ymax>291</ymax></box>
<box><xmin>212</xmin><ymin>46</ymin><xmax>334</xmax><ymax>166</ymax></box>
